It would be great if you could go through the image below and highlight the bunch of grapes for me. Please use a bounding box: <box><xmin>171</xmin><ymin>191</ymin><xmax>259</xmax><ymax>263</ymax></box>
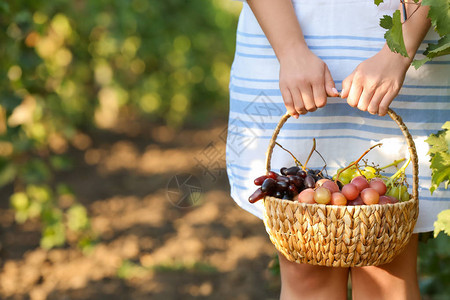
<box><xmin>249</xmin><ymin>141</ymin><xmax>411</xmax><ymax>206</ymax></box>
<box><xmin>248</xmin><ymin>166</ymin><xmax>328</xmax><ymax>203</ymax></box>
<box><xmin>250</xmin><ymin>169</ymin><xmax>410</xmax><ymax>206</ymax></box>
<box><xmin>332</xmin><ymin>165</ymin><xmax>378</xmax><ymax>184</ymax></box>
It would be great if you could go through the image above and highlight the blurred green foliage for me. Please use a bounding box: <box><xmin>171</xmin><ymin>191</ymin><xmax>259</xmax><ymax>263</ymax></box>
<box><xmin>419</xmin><ymin>233</ymin><xmax>450</xmax><ymax>298</ymax></box>
<box><xmin>0</xmin><ymin>0</ymin><xmax>240</xmax><ymax>249</ymax></box>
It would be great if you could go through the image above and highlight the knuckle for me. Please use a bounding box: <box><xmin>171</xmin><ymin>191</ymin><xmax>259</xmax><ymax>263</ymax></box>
<box><xmin>315</xmin><ymin>98</ymin><xmax>327</xmax><ymax>108</ymax></box>
<box><xmin>348</xmin><ymin>100</ymin><xmax>358</xmax><ymax>107</ymax></box>
<box><xmin>306</xmin><ymin>105</ymin><xmax>317</xmax><ymax>112</ymax></box>
<box><xmin>295</xmin><ymin>105</ymin><xmax>305</xmax><ymax>112</ymax></box>
<box><xmin>368</xmin><ymin>107</ymin><xmax>378</xmax><ymax>115</ymax></box>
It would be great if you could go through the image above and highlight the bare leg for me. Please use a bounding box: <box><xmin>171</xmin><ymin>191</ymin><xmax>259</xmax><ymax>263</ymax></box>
<box><xmin>278</xmin><ymin>252</ymin><xmax>350</xmax><ymax>300</ymax></box>
<box><xmin>351</xmin><ymin>234</ymin><xmax>420</xmax><ymax>300</ymax></box>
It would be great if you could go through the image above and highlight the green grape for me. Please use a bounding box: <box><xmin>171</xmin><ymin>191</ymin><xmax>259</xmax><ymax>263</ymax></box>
<box><xmin>399</xmin><ymin>185</ymin><xmax>409</xmax><ymax>202</ymax></box>
<box><xmin>401</xmin><ymin>191</ymin><xmax>410</xmax><ymax>202</ymax></box>
<box><xmin>351</xmin><ymin>170</ymin><xmax>361</xmax><ymax>180</ymax></box>
<box><xmin>362</xmin><ymin>166</ymin><xmax>376</xmax><ymax>180</ymax></box>
<box><xmin>339</xmin><ymin>175</ymin><xmax>351</xmax><ymax>185</ymax></box>
<box><xmin>387</xmin><ymin>186</ymin><xmax>400</xmax><ymax>200</ymax></box>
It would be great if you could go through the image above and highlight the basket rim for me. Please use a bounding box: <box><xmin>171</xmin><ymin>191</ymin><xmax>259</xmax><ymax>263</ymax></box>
<box><xmin>263</xmin><ymin>194</ymin><xmax>418</xmax><ymax>209</ymax></box>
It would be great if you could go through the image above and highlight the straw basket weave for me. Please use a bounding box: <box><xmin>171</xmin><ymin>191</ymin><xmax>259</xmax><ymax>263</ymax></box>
<box><xmin>263</xmin><ymin>109</ymin><xmax>419</xmax><ymax>267</ymax></box>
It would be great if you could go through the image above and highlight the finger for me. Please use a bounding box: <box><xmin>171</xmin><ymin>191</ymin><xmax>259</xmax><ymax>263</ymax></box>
<box><xmin>290</xmin><ymin>87</ymin><xmax>306</xmax><ymax>115</ymax></box>
<box><xmin>324</xmin><ymin>66</ymin><xmax>338</xmax><ymax>97</ymax></box>
<box><xmin>300</xmin><ymin>84</ymin><xmax>316</xmax><ymax>112</ymax></box>
<box><xmin>340</xmin><ymin>72</ymin><xmax>355</xmax><ymax>99</ymax></box>
<box><xmin>367</xmin><ymin>90</ymin><xmax>385</xmax><ymax>115</ymax></box>
<box><xmin>312</xmin><ymin>82</ymin><xmax>327</xmax><ymax>108</ymax></box>
<box><xmin>347</xmin><ymin>82</ymin><xmax>363</xmax><ymax>108</ymax></box>
<box><xmin>378</xmin><ymin>91</ymin><xmax>397</xmax><ymax>116</ymax></box>
<box><xmin>357</xmin><ymin>87</ymin><xmax>376</xmax><ymax>112</ymax></box>
<box><xmin>280</xmin><ymin>87</ymin><xmax>299</xmax><ymax>118</ymax></box>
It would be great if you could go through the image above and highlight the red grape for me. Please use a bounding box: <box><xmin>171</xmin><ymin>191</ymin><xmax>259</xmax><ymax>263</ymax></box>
<box><xmin>315</xmin><ymin>178</ymin><xmax>329</xmax><ymax>188</ymax></box>
<box><xmin>322</xmin><ymin>181</ymin><xmax>340</xmax><ymax>193</ymax></box>
<box><xmin>341</xmin><ymin>183</ymin><xmax>359</xmax><ymax>201</ymax></box>
<box><xmin>351</xmin><ymin>176</ymin><xmax>369</xmax><ymax>192</ymax></box>
<box><xmin>298</xmin><ymin>188</ymin><xmax>315</xmax><ymax>204</ymax></box>
<box><xmin>369</xmin><ymin>178</ymin><xmax>387</xmax><ymax>195</ymax></box>
<box><xmin>314</xmin><ymin>187</ymin><xmax>331</xmax><ymax>204</ymax></box>
<box><xmin>379</xmin><ymin>195</ymin><xmax>397</xmax><ymax>204</ymax></box>
<box><xmin>331</xmin><ymin>192</ymin><xmax>347</xmax><ymax>206</ymax></box>
<box><xmin>360</xmin><ymin>188</ymin><xmax>379</xmax><ymax>205</ymax></box>
<box><xmin>348</xmin><ymin>196</ymin><xmax>364</xmax><ymax>206</ymax></box>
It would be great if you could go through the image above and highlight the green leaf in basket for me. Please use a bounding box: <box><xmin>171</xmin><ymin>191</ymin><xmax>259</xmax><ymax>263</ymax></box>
<box><xmin>434</xmin><ymin>209</ymin><xmax>450</xmax><ymax>238</ymax></box>
<box><xmin>426</xmin><ymin>123</ymin><xmax>450</xmax><ymax>194</ymax></box>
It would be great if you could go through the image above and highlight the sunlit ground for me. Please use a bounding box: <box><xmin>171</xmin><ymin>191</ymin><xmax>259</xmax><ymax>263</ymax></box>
<box><xmin>0</xmin><ymin>118</ymin><xmax>279</xmax><ymax>300</ymax></box>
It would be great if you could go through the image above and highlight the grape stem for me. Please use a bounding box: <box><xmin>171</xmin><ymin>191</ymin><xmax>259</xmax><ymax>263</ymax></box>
<box><xmin>379</xmin><ymin>158</ymin><xmax>406</xmax><ymax>170</ymax></box>
<box><xmin>314</xmin><ymin>149</ymin><xmax>328</xmax><ymax>177</ymax></box>
<box><xmin>385</xmin><ymin>157</ymin><xmax>411</xmax><ymax>190</ymax></box>
<box><xmin>303</xmin><ymin>138</ymin><xmax>316</xmax><ymax>171</ymax></box>
<box><xmin>275</xmin><ymin>142</ymin><xmax>303</xmax><ymax>168</ymax></box>
<box><xmin>334</xmin><ymin>143</ymin><xmax>382</xmax><ymax>184</ymax></box>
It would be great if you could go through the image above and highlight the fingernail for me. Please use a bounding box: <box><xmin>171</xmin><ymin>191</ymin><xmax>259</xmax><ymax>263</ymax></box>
<box><xmin>332</xmin><ymin>87</ymin><xmax>339</xmax><ymax>95</ymax></box>
<box><xmin>340</xmin><ymin>89</ymin><xmax>345</xmax><ymax>97</ymax></box>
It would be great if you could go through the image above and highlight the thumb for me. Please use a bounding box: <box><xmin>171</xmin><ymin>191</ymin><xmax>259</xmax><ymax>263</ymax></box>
<box><xmin>341</xmin><ymin>72</ymin><xmax>354</xmax><ymax>99</ymax></box>
<box><xmin>324</xmin><ymin>66</ymin><xmax>338</xmax><ymax>97</ymax></box>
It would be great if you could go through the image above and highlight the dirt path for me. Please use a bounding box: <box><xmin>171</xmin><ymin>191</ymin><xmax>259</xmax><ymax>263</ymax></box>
<box><xmin>0</xmin><ymin>120</ymin><xmax>280</xmax><ymax>300</ymax></box>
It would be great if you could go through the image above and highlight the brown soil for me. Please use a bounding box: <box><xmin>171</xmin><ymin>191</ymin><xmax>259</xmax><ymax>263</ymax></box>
<box><xmin>0</xmin><ymin>119</ymin><xmax>280</xmax><ymax>300</ymax></box>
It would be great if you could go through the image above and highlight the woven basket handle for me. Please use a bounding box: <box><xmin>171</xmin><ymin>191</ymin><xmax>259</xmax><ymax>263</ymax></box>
<box><xmin>264</xmin><ymin>109</ymin><xmax>419</xmax><ymax>201</ymax></box>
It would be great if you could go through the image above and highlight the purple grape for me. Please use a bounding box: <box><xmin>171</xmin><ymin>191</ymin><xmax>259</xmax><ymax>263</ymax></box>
<box><xmin>304</xmin><ymin>175</ymin><xmax>316</xmax><ymax>189</ymax></box>
<box><xmin>277</xmin><ymin>181</ymin><xmax>289</xmax><ymax>191</ymax></box>
<box><xmin>249</xmin><ymin>188</ymin><xmax>267</xmax><ymax>203</ymax></box>
<box><xmin>286</xmin><ymin>166</ymin><xmax>300</xmax><ymax>175</ymax></box>
<box><xmin>297</xmin><ymin>170</ymin><xmax>307</xmax><ymax>178</ymax></box>
<box><xmin>254</xmin><ymin>175</ymin><xmax>267</xmax><ymax>186</ymax></box>
<box><xmin>288</xmin><ymin>175</ymin><xmax>304</xmax><ymax>189</ymax></box>
<box><xmin>277</xmin><ymin>176</ymin><xmax>290</xmax><ymax>184</ymax></box>
<box><xmin>261</xmin><ymin>178</ymin><xmax>276</xmax><ymax>194</ymax></box>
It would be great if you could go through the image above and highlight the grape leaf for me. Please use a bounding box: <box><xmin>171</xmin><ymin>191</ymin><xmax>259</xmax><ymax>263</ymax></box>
<box><xmin>434</xmin><ymin>209</ymin><xmax>450</xmax><ymax>238</ymax></box>
<box><xmin>411</xmin><ymin>57</ymin><xmax>430</xmax><ymax>69</ymax></box>
<box><xmin>422</xmin><ymin>0</ymin><xmax>450</xmax><ymax>36</ymax></box>
<box><xmin>380</xmin><ymin>15</ymin><xmax>393</xmax><ymax>30</ymax></box>
<box><xmin>374</xmin><ymin>0</ymin><xmax>384</xmax><ymax>6</ymax></box>
<box><xmin>384</xmin><ymin>10</ymin><xmax>408</xmax><ymax>57</ymax></box>
<box><xmin>412</xmin><ymin>35</ymin><xmax>450</xmax><ymax>69</ymax></box>
<box><xmin>426</xmin><ymin>123</ymin><xmax>450</xmax><ymax>194</ymax></box>
<box><xmin>423</xmin><ymin>35</ymin><xmax>450</xmax><ymax>58</ymax></box>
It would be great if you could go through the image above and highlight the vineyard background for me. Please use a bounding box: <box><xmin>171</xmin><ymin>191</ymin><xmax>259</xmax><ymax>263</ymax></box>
<box><xmin>0</xmin><ymin>0</ymin><xmax>448</xmax><ymax>299</ymax></box>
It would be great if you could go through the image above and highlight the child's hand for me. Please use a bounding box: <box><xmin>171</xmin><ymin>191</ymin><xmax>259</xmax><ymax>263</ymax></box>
<box><xmin>340</xmin><ymin>45</ymin><xmax>411</xmax><ymax>116</ymax></box>
<box><xmin>279</xmin><ymin>46</ymin><xmax>339</xmax><ymax>118</ymax></box>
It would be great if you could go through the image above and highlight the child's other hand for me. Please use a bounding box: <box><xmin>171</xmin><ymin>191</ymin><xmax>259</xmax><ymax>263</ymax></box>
<box><xmin>279</xmin><ymin>46</ymin><xmax>339</xmax><ymax>118</ymax></box>
<box><xmin>340</xmin><ymin>45</ymin><xmax>411</xmax><ymax>116</ymax></box>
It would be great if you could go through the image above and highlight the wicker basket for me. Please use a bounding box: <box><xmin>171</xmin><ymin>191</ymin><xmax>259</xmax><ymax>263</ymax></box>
<box><xmin>262</xmin><ymin>109</ymin><xmax>419</xmax><ymax>267</ymax></box>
